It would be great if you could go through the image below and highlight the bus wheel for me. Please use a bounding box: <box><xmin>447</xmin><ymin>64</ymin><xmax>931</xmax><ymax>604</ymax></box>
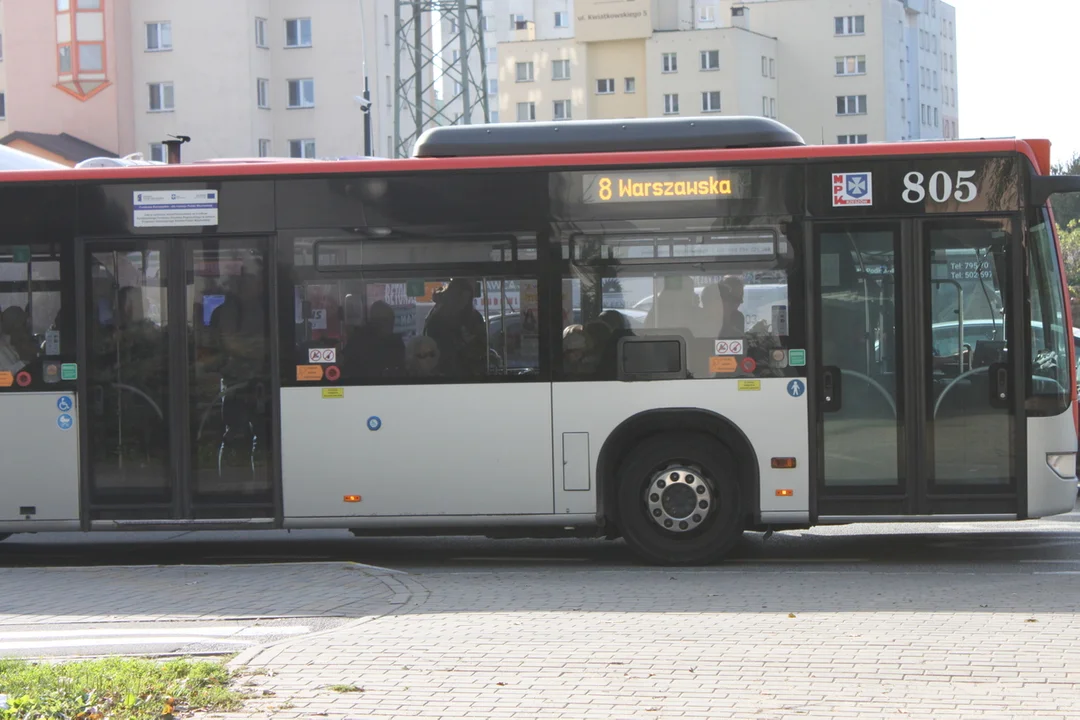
<box><xmin>616</xmin><ymin>433</ymin><xmax>743</xmax><ymax>565</ymax></box>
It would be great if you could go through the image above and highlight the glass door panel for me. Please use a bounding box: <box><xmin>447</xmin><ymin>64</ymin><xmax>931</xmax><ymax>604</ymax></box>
<box><xmin>817</xmin><ymin>225</ymin><xmax>903</xmax><ymax>490</ymax></box>
<box><xmin>186</xmin><ymin>239</ymin><xmax>274</xmax><ymax>516</ymax></box>
<box><xmin>925</xmin><ymin>219</ymin><xmax>1014</xmax><ymax>488</ymax></box>
<box><xmin>85</xmin><ymin>244</ymin><xmax>172</xmax><ymax>509</ymax></box>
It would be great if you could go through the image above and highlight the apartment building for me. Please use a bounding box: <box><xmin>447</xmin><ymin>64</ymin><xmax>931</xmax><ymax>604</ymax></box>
<box><xmin>0</xmin><ymin>0</ymin><xmax>411</xmax><ymax>164</ymax></box>
<box><xmin>495</xmin><ymin>0</ymin><xmax>957</xmax><ymax>145</ymax></box>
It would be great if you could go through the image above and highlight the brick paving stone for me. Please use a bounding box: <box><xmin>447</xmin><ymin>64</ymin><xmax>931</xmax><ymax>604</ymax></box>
<box><xmin>204</xmin><ymin>564</ymin><xmax>1080</xmax><ymax>720</ymax></box>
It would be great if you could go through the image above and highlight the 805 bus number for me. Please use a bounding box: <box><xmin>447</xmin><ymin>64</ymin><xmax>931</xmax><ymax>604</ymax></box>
<box><xmin>902</xmin><ymin>170</ymin><xmax>978</xmax><ymax>204</ymax></box>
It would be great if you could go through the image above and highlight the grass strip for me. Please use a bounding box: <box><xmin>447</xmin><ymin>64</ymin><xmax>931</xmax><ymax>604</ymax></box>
<box><xmin>0</xmin><ymin>657</ymin><xmax>242</xmax><ymax>719</ymax></box>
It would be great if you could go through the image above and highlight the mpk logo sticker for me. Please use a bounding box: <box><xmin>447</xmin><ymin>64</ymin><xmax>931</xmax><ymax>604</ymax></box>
<box><xmin>832</xmin><ymin>172</ymin><xmax>873</xmax><ymax>207</ymax></box>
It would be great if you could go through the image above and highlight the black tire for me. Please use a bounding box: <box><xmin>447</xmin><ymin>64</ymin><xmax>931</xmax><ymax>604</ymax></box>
<box><xmin>616</xmin><ymin>432</ymin><xmax>744</xmax><ymax>565</ymax></box>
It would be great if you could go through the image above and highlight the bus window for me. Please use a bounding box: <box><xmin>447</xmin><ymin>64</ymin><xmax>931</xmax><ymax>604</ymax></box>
<box><xmin>560</xmin><ymin>231</ymin><xmax>794</xmax><ymax>381</ymax></box>
<box><xmin>1027</xmin><ymin>214</ymin><xmax>1072</xmax><ymax>414</ymax></box>
<box><xmin>289</xmin><ymin>233</ymin><xmax>541</xmax><ymax>383</ymax></box>
<box><xmin>0</xmin><ymin>244</ymin><xmax>67</xmax><ymax>386</ymax></box>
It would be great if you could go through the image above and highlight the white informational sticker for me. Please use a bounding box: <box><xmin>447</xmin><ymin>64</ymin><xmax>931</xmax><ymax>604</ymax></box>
<box><xmin>133</xmin><ymin>190</ymin><xmax>219</xmax><ymax>228</ymax></box>
<box><xmin>308</xmin><ymin>348</ymin><xmax>337</xmax><ymax>364</ymax></box>
<box><xmin>44</xmin><ymin>330</ymin><xmax>60</xmax><ymax>356</ymax></box>
<box><xmin>832</xmin><ymin>172</ymin><xmax>873</xmax><ymax>207</ymax></box>
<box><xmin>714</xmin><ymin>339</ymin><xmax>744</xmax><ymax>356</ymax></box>
<box><xmin>772</xmin><ymin>306</ymin><xmax>789</xmax><ymax>336</ymax></box>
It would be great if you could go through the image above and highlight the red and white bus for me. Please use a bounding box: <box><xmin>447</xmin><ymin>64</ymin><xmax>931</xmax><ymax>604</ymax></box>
<box><xmin>0</xmin><ymin>116</ymin><xmax>1076</xmax><ymax>564</ymax></box>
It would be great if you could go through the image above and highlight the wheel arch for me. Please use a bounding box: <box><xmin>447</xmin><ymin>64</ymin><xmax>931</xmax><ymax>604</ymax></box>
<box><xmin>595</xmin><ymin>408</ymin><xmax>760</xmax><ymax>535</ymax></box>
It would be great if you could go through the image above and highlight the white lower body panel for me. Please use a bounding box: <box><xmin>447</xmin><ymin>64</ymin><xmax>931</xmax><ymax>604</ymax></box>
<box><xmin>1026</xmin><ymin>410</ymin><xmax>1078</xmax><ymax>518</ymax></box>
<box><xmin>0</xmin><ymin>392</ymin><xmax>80</xmax><ymax>524</ymax></box>
<box><xmin>280</xmin><ymin>384</ymin><xmax>554</xmax><ymax>518</ymax></box>
<box><xmin>552</xmin><ymin>378</ymin><xmax>809</xmax><ymax>519</ymax></box>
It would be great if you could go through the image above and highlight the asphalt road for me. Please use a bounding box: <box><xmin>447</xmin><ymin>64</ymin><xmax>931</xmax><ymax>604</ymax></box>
<box><xmin>1</xmin><ymin>497</ymin><xmax>1078</xmax><ymax>571</ymax></box>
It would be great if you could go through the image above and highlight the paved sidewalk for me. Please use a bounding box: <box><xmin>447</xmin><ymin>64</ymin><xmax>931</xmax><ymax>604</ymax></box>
<box><xmin>217</xmin><ymin>566</ymin><xmax>1080</xmax><ymax>720</ymax></box>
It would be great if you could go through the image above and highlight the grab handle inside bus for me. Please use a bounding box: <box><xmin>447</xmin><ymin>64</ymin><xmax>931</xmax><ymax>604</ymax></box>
<box><xmin>821</xmin><ymin>366</ymin><xmax>842</xmax><ymax>412</ymax></box>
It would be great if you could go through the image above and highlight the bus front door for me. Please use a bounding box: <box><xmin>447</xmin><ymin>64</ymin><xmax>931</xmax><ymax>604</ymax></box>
<box><xmin>78</xmin><ymin>238</ymin><xmax>278</xmax><ymax>525</ymax></box>
<box><xmin>811</xmin><ymin>218</ymin><xmax>1022</xmax><ymax>519</ymax></box>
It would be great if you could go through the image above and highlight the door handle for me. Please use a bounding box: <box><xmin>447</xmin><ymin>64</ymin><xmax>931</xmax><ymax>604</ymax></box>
<box><xmin>821</xmin><ymin>365</ymin><xmax>842</xmax><ymax>412</ymax></box>
<box><xmin>989</xmin><ymin>362</ymin><xmax>1009</xmax><ymax>409</ymax></box>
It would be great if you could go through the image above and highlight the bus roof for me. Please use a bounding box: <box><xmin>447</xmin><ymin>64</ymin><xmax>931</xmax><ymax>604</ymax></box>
<box><xmin>412</xmin><ymin>116</ymin><xmax>806</xmax><ymax>158</ymax></box>
<box><xmin>0</xmin><ymin>136</ymin><xmax>1049</xmax><ymax>184</ymax></box>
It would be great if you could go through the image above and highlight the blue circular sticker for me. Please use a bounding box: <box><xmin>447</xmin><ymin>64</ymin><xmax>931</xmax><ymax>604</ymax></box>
<box><xmin>367</xmin><ymin>416</ymin><xmax>382</xmax><ymax>431</ymax></box>
<box><xmin>57</xmin><ymin>413</ymin><xmax>73</xmax><ymax>430</ymax></box>
<box><xmin>57</xmin><ymin>396</ymin><xmax>74</xmax><ymax>412</ymax></box>
<box><xmin>787</xmin><ymin>379</ymin><xmax>806</xmax><ymax>398</ymax></box>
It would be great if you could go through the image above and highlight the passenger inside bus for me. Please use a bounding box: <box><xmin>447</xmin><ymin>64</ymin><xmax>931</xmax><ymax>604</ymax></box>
<box><xmin>423</xmin><ymin>278</ymin><xmax>488</xmax><ymax>377</ymax></box>
<box><xmin>343</xmin><ymin>300</ymin><xmax>405</xmax><ymax>378</ymax></box>
<box><xmin>0</xmin><ymin>305</ymin><xmax>37</xmax><ymax>372</ymax></box>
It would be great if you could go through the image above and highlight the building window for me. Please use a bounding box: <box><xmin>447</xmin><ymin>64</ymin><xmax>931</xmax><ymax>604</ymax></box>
<box><xmin>770</xmin><ymin>97</ymin><xmax>776</xmax><ymax>117</ymax></box>
<box><xmin>0</xmin><ymin>93</ymin><xmax>5</xmax><ymax>119</ymax></box>
<box><xmin>662</xmin><ymin>52</ymin><xmax>677</xmax><ymax>73</ymax></box>
<box><xmin>836</xmin><ymin>94</ymin><xmax>867</xmax><ymax>115</ymax></box>
<box><xmin>384</xmin><ymin>14</ymin><xmax>391</xmax><ymax>45</ymax></box>
<box><xmin>763</xmin><ymin>96</ymin><xmax>769</xmax><ymax>116</ymax></box>
<box><xmin>79</xmin><ymin>44</ymin><xmax>103</xmax><ymax>71</ymax></box>
<box><xmin>516</xmin><ymin>101</ymin><xmax>535</xmax><ymax>122</ymax></box>
<box><xmin>552</xmin><ymin>59</ymin><xmax>570</xmax><ymax>80</ymax></box>
<box><xmin>933</xmin><ymin>70</ymin><xmax>938</xmax><ymax>90</ymax></box>
<box><xmin>699</xmin><ymin>4</ymin><xmax>715</xmax><ymax>22</ymax></box>
<box><xmin>386</xmin><ymin>75</ymin><xmax>392</xmax><ymax>106</ymax></box>
<box><xmin>509</xmin><ymin>14</ymin><xmax>525</xmax><ymax>29</ymax></box>
<box><xmin>486</xmin><ymin>47</ymin><xmax>497</xmax><ymax>64</ymax></box>
<box><xmin>148</xmin><ymin>82</ymin><xmax>174</xmax><ymax>111</ymax></box>
<box><xmin>934</xmin><ymin>107</ymin><xmax>939</xmax><ymax>127</ymax></box>
<box><xmin>596</xmin><ymin>78</ymin><xmax>614</xmax><ymax>94</ymax></box>
<box><xmin>838</xmin><ymin>134</ymin><xmax>868</xmax><ymax>144</ymax></box>
<box><xmin>146</xmin><ymin>22</ymin><xmax>171</xmax><ymax>51</ymax></box>
<box><xmin>483</xmin><ymin>15</ymin><xmax>493</xmax><ymax>32</ymax></box>
<box><xmin>255</xmin><ymin>17</ymin><xmax>268</xmax><ymax>48</ymax></box>
<box><xmin>287</xmin><ymin>78</ymin><xmax>315</xmax><ymax>108</ymax></box>
<box><xmin>56</xmin><ymin>0</ymin><xmax>111</xmax><ymax>99</ymax></box>
<box><xmin>553</xmin><ymin>99</ymin><xmax>571</xmax><ymax>120</ymax></box>
<box><xmin>700</xmin><ymin>50</ymin><xmax>720</xmax><ymax>71</ymax></box>
<box><xmin>285</xmin><ymin>18</ymin><xmax>312</xmax><ymax>48</ymax></box>
<box><xmin>515</xmin><ymin>61</ymin><xmax>534</xmax><ymax>82</ymax></box>
<box><xmin>761</xmin><ymin>56</ymin><xmax>768</xmax><ymax>77</ymax></box>
<box><xmin>554</xmin><ymin>11</ymin><xmax>568</xmax><ymax>28</ymax></box>
<box><xmin>490</xmin><ymin>110</ymin><xmax>500</xmax><ymax>123</ymax></box>
<box><xmin>701</xmin><ymin>91</ymin><xmax>721</xmax><ymax>113</ymax></box>
<box><xmin>835</xmin><ymin>15</ymin><xmax>865</xmax><ymax>35</ymax></box>
<box><xmin>769</xmin><ymin>58</ymin><xmax>775</xmax><ymax>78</ymax></box>
<box><xmin>258</xmin><ymin>139</ymin><xmax>271</xmax><ymax>157</ymax></box>
<box><xmin>624</xmin><ymin>77</ymin><xmax>636</xmax><ymax>93</ymax></box>
<box><xmin>289</xmin><ymin>139</ymin><xmax>316</xmax><ymax>158</ymax></box>
<box><xmin>149</xmin><ymin>142</ymin><xmax>165</xmax><ymax>162</ymax></box>
<box><xmin>257</xmin><ymin>78</ymin><xmax>269</xmax><ymax>108</ymax></box>
<box><xmin>452</xmin><ymin>80</ymin><xmax>462</xmax><ymax>95</ymax></box>
<box><xmin>835</xmin><ymin>55</ymin><xmax>866</xmax><ymax>76</ymax></box>
<box><xmin>663</xmin><ymin>93</ymin><xmax>679</xmax><ymax>115</ymax></box>
<box><xmin>487</xmin><ymin>78</ymin><xmax>498</xmax><ymax>94</ymax></box>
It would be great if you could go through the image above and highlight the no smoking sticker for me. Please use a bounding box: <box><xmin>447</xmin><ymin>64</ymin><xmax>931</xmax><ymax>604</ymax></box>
<box><xmin>714</xmin><ymin>339</ymin><xmax>744</xmax><ymax>355</ymax></box>
<box><xmin>308</xmin><ymin>348</ymin><xmax>337</xmax><ymax>364</ymax></box>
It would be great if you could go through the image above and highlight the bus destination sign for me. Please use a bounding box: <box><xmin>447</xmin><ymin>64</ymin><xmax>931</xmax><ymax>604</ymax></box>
<box><xmin>581</xmin><ymin>168</ymin><xmax>749</xmax><ymax>204</ymax></box>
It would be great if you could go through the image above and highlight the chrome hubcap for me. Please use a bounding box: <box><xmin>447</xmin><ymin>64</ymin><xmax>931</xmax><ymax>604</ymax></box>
<box><xmin>645</xmin><ymin>466</ymin><xmax>713</xmax><ymax>533</ymax></box>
